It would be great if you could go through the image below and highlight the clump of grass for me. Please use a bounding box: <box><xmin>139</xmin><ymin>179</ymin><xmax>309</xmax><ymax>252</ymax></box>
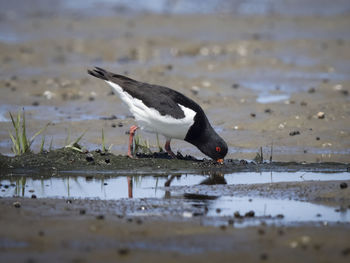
<box><xmin>254</xmin><ymin>146</ymin><xmax>264</xmax><ymax>164</ymax></box>
<box><xmin>8</xmin><ymin>109</ymin><xmax>50</xmax><ymax>155</ymax></box>
<box><xmin>101</xmin><ymin>128</ymin><xmax>113</xmax><ymax>153</ymax></box>
<box><xmin>133</xmin><ymin>133</ymin><xmax>152</xmax><ymax>154</ymax></box>
<box><xmin>64</xmin><ymin>130</ymin><xmax>87</xmax><ymax>152</ymax></box>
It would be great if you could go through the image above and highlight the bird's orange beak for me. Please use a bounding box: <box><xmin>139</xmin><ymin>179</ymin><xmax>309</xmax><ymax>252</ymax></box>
<box><xmin>217</xmin><ymin>159</ymin><xmax>224</xmax><ymax>164</ymax></box>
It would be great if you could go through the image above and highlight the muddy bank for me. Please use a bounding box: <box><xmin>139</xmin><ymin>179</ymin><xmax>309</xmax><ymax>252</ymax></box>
<box><xmin>1</xmin><ymin>196</ymin><xmax>350</xmax><ymax>263</ymax></box>
<box><xmin>0</xmin><ymin>148</ymin><xmax>348</xmax><ymax>175</ymax></box>
<box><xmin>1</xmin><ymin>1</ymin><xmax>350</xmax><ymax>162</ymax></box>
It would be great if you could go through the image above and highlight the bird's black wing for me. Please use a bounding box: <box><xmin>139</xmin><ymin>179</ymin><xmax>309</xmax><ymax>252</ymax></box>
<box><xmin>88</xmin><ymin>67</ymin><xmax>201</xmax><ymax>119</ymax></box>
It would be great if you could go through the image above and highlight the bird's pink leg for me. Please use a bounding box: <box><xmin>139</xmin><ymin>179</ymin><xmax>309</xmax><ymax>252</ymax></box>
<box><xmin>127</xmin><ymin>125</ymin><xmax>138</xmax><ymax>158</ymax></box>
<box><xmin>165</xmin><ymin>139</ymin><xmax>177</xmax><ymax>158</ymax></box>
<box><xmin>127</xmin><ymin>176</ymin><xmax>133</xmax><ymax>198</ymax></box>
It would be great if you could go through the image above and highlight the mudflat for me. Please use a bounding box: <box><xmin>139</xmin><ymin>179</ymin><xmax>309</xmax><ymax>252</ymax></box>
<box><xmin>1</xmin><ymin>1</ymin><xmax>350</xmax><ymax>262</ymax></box>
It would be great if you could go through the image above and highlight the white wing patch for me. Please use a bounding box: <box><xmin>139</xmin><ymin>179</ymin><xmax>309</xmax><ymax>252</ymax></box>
<box><xmin>106</xmin><ymin>81</ymin><xmax>196</xmax><ymax>140</ymax></box>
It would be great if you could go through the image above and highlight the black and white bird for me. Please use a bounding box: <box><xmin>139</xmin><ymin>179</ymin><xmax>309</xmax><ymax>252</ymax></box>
<box><xmin>87</xmin><ymin>67</ymin><xmax>228</xmax><ymax>163</ymax></box>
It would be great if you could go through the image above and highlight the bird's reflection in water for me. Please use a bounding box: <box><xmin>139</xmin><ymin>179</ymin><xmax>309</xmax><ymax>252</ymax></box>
<box><xmin>199</xmin><ymin>173</ymin><xmax>227</xmax><ymax>185</ymax></box>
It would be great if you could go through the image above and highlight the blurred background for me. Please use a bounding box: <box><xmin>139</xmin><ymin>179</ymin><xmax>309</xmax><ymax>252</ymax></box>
<box><xmin>0</xmin><ymin>0</ymin><xmax>349</xmax><ymax>162</ymax></box>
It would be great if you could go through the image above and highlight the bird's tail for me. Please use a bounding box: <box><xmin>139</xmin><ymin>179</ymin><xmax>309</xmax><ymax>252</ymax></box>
<box><xmin>87</xmin><ymin>67</ymin><xmax>137</xmax><ymax>83</ymax></box>
<box><xmin>87</xmin><ymin>67</ymin><xmax>109</xmax><ymax>80</ymax></box>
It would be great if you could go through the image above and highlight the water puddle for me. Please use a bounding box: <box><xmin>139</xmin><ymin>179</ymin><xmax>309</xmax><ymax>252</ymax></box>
<box><xmin>1</xmin><ymin>171</ymin><xmax>349</xmax><ymax>225</ymax></box>
<box><xmin>256</xmin><ymin>93</ymin><xmax>290</xmax><ymax>104</ymax></box>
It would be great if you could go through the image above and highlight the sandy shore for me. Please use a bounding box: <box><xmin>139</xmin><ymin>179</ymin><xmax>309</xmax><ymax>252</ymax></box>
<box><xmin>0</xmin><ymin>1</ymin><xmax>349</xmax><ymax>162</ymax></box>
<box><xmin>1</xmin><ymin>1</ymin><xmax>350</xmax><ymax>262</ymax></box>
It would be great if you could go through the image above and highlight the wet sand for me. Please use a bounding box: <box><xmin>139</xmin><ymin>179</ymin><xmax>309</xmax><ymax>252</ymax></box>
<box><xmin>1</xmin><ymin>1</ymin><xmax>350</xmax><ymax>262</ymax></box>
<box><xmin>1</xmin><ymin>1</ymin><xmax>350</xmax><ymax>162</ymax></box>
<box><xmin>1</xmin><ymin>178</ymin><xmax>350</xmax><ymax>263</ymax></box>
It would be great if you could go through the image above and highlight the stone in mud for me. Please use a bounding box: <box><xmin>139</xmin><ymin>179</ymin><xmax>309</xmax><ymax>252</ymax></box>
<box><xmin>258</xmin><ymin>229</ymin><xmax>265</xmax><ymax>235</ymax></box>
<box><xmin>340</xmin><ymin>182</ymin><xmax>348</xmax><ymax>189</ymax></box>
<box><xmin>289</xmin><ymin>131</ymin><xmax>300</xmax><ymax>136</ymax></box>
<box><xmin>13</xmin><ymin>201</ymin><xmax>21</xmax><ymax>208</ymax></box>
<box><xmin>317</xmin><ymin>112</ymin><xmax>325</xmax><ymax>119</ymax></box>
<box><xmin>342</xmin><ymin>247</ymin><xmax>350</xmax><ymax>256</ymax></box>
<box><xmin>245</xmin><ymin>211</ymin><xmax>255</xmax><ymax>217</ymax></box>
<box><xmin>308</xmin><ymin>87</ymin><xmax>316</xmax><ymax>93</ymax></box>
<box><xmin>86</xmin><ymin>153</ymin><xmax>94</xmax><ymax>162</ymax></box>
<box><xmin>118</xmin><ymin>248</ymin><xmax>130</xmax><ymax>256</ymax></box>
<box><xmin>260</xmin><ymin>253</ymin><xmax>268</xmax><ymax>260</ymax></box>
<box><xmin>96</xmin><ymin>215</ymin><xmax>105</xmax><ymax>220</ymax></box>
<box><xmin>234</xmin><ymin>211</ymin><xmax>242</xmax><ymax>218</ymax></box>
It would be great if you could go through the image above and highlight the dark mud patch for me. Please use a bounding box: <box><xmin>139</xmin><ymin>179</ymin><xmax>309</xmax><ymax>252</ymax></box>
<box><xmin>0</xmin><ymin>148</ymin><xmax>348</xmax><ymax>175</ymax></box>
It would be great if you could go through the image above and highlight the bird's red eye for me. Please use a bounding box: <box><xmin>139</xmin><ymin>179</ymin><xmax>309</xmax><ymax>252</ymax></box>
<box><xmin>216</xmin><ymin>146</ymin><xmax>221</xmax><ymax>152</ymax></box>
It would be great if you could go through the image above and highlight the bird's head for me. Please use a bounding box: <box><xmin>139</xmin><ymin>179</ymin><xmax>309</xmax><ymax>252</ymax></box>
<box><xmin>194</xmin><ymin>133</ymin><xmax>228</xmax><ymax>163</ymax></box>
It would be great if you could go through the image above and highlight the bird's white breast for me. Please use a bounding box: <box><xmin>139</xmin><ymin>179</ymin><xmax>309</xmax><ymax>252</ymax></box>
<box><xmin>106</xmin><ymin>81</ymin><xmax>196</xmax><ymax>140</ymax></box>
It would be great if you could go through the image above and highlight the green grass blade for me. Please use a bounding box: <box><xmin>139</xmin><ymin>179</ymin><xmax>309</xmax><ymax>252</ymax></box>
<box><xmin>101</xmin><ymin>128</ymin><xmax>106</xmax><ymax>152</ymax></box>
<box><xmin>49</xmin><ymin>137</ymin><xmax>53</xmax><ymax>151</ymax></box>
<box><xmin>9</xmin><ymin>112</ymin><xmax>21</xmax><ymax>155</ymax></box>
<box><xmin>72</xmin><ymin>130</ymin><xmax>86</xmax><ymax>145</ymax></box>
<box><xmin>68</xmin><ymin>146</ymin><xmax>83</xmax><ymax>152</ymax></box>
<box><xmin>16</xmin><ymin>110</ymin><xmax>23</xmax><ymax>152</ymax></box>
<box><xmin>21</xmin><ymin>109</ymin><xmax>29</xmax><ymax>153</ymax></box>
<box><xmin>29</xmin><ymin>122</ymin><xmax>50</xmax><ymax>147</ymax></box>
<box><xmin>40</xmin><ymin>135</ymin><xmax>45</xmax><ymax>152</ymax></box>
<box><xmin>9</xmin><ymin>131</ymin><xmax>19</xmax><ymax>155</ymax></box>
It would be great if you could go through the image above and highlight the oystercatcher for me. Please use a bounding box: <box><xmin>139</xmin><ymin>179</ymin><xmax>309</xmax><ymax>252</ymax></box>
<box><xmin>87</xmin><ymin>67</ymin><xmax>228</xmax><ymax>162</ymax></box>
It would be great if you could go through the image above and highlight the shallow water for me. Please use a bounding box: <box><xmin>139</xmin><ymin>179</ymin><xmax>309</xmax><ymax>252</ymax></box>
<box><xmin>1</xmin><ymin>171</ymin><xmax>349</xmax><ymax>224</ymax></box>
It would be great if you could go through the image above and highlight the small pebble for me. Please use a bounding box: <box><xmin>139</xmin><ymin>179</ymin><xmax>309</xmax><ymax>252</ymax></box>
<box><xmin>216</xmin><ymin>208</ymin><xmax>221</xmax><ymax>214</ymax></box>
<box><xmin>258</xmin><ymin>229</ymin><xmax>265</xmax><ymax>235</ymax></box>
<box><xmin>260</xmin><ymin>253</ymin><xmax>268</xmax><ymax>260</ymax></box>
<box><xmin>96</xmin><ymin>215</ymin><xmax>105</xmax><ymax>220</ymax></box>
<box><xmin>245</xmin><ymin>211</ymin><xmax>255</xmax><ymax>217</ymax></box>
<box><xmin>250</xmin><ymin>113</ymin><xmax>256</xmax><ymax>117</ymax></box>
<box><xmin>79</xmin><ymin>209</ymin><xmax>86</xmax><ymax>215</ymax></box>
<box><xmin>232</xmin><ymin>83</ymin><xmax>240</xmax><ymax>89</ymax></box>
<box><xmin>105</xmin><ymin>158</ymin><xmax>110</xmax><ymax>164</ymax></box>
<box><xmin>66</xmin><ymin>200</ymin><xmax>72</xmax><ymax>204</ymax></box>
<box><xmin>289</xmin><ymin>130</ymin><xmax>300</xmax><ymax>136</ymax></box>
<box><xmin>38</xmin><ymin>230</ymin><xmax>45</xmax><ymax>237</ymax></box>
<box><xmin>340</xmin><ymin>182</ymin><xmax>348</xmax><ymax>189</ymax></box>
<box><xmin>317</xmin><ymin>112</ymin><xmax>325</xmax><ymax>119</ymax></box>
<box><xmin>234</xmin><ymin>211</ymin><xmax>242</xmax><ymax>218</ymax></box>
<box><xmin>316</xmin><ymin>137</ymin><xmax>320</xmax><ymax>141</ymax></box>
<box><xmin>342</xmin><ymin>247</ymin><xmax>350</xmax><ymax>256</ymax></box>
<box><xmin>13</xmin><ymin>201</ymin><xmax>21</xmax><ymax>208</ymax></box>
<box><xmin>86</xmin><ymin>153</ymin><xmax>94</xmax><ymax>162</ymax></box>
<box><xmin>118</xmin><ymin>248</ymin><xmax>130</xmax><ymax>256</ymax></box>
<box><xmin>219</xmin><ymin>225</ymin><xmax>227</xmax><ymax>231</ymax></box>
<box><xmin>308</xmin><ymin>87</ymin><xmax>316</xmax><ymax>93</ymax></box>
